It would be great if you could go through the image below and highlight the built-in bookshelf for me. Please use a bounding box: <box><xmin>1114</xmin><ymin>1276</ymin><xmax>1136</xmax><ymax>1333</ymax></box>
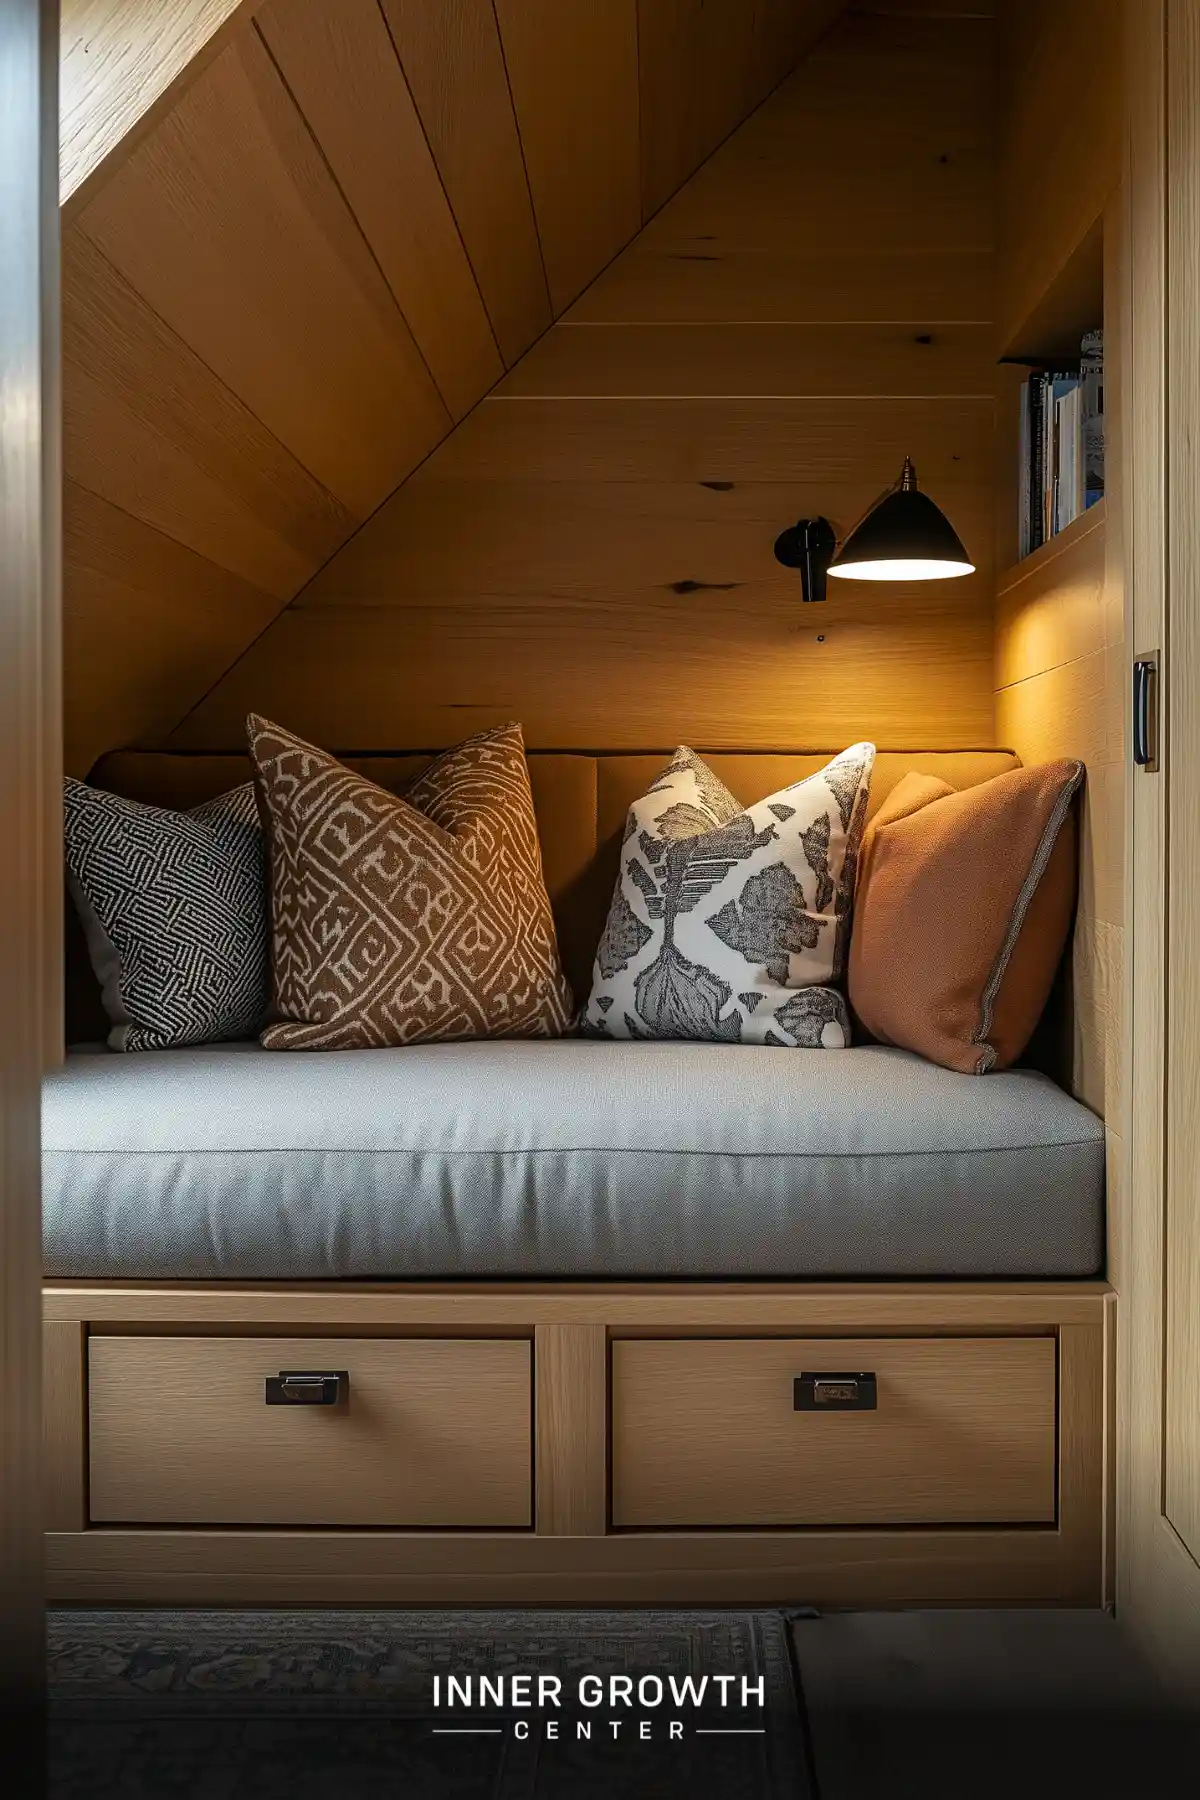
<box><xmin>1000</xmin><ymin>221</ymin><xmax>1105</xmax><ymax>573</ymax></box>
<box><xmin>996</xmin><ymin>495</ymin><xmax>1106</xmax><ymax>597</ymax></box>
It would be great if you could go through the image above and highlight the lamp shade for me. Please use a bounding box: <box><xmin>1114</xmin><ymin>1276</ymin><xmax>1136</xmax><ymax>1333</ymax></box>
<box><xmin>827</xmin><ymin>458</ymin><xmax>974</xmax><ymax>582</ymax></box>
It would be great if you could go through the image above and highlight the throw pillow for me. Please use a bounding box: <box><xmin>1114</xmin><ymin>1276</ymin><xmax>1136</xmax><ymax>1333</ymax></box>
<box><xmin>63</xmin><ymin>778</ymin><xmax>267</xmax><ymax>1052</ymax></box>
<box><xmin>848</xmin><ymin>760</ymin><xmax>1084</xmax><ymax>1073</ymax></box>
<box><xmin>248</xmin><ymin>716</ymin><xmax>574</xmax><ymax>1049</ymax></box>
<box><xmin>583</xmin><ymin>743</ymin><xmax>875</xmax><ymax>1046</ymax></box>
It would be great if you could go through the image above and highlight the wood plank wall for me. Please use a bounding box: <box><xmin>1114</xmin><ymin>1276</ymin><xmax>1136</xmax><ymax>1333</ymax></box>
<box><xmin>992</xmin><ymin>0</ymin><xmax>1125</xmax><ymax>1140</ymax></box>
<box><xmin>60</xmin><ymin>0</ymin><xmax>256</xmax><ymax>214</ymax></box>
<box><xmin>60</xmin><ymin>0</ymin><xmax>847</xmax><ymax>776</ymax></box>
<box><xmin>997</xmin><ymin>0</ymin><xmax>1123</xmax><ymax>352</ymax></box>
<box><xmin>172</xmin><ymin>1</ymin><xmax>998</xmax><ymax>754</ymax></box>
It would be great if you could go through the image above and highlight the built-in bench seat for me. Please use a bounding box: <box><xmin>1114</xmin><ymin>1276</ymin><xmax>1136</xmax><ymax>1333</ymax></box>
<box><xmin>44</xmin><ymin>746</ymin><xmax>1111</xmax><ymax>1610</ymax></box>
<box><xmin>42</xmin><ymin>1038</ymin><xmax>1104</xmax><ymax>1281</ymax></box>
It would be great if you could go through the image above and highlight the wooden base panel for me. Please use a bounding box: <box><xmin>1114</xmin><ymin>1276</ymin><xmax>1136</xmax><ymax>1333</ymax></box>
<box><xmin>44</xmin><ymin>1280</ymin><xmax>1110</xmax><ymax>1609</ymax></box>
<box><xmin>47</xmin><ymin>1526</ymin><xmax>1101</xmax><ymax>1610</ymax></box>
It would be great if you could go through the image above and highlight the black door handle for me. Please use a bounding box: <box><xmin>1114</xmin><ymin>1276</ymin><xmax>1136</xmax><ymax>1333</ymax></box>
<box><xmin>1133</xmin><ymin>656</ymin><xmax>1159</xmax><ymax>771</ymax></box>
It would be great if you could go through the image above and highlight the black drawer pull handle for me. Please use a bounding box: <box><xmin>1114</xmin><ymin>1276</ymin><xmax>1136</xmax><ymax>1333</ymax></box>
<box><xmin>265</xmin><ymin>1370</ymin><xmax>348</xmax><ymax>1406</ymax></box>
<box><xmin>794</xmin><ymin>1371</ymin><xmax>877</xmax><ymax>1411</ymax></box>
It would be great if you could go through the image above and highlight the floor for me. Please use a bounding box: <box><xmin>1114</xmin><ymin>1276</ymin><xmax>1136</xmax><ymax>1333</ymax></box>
<box><xmin>795</xmin><ymin>1608</ymin><xmax>1195</xmax><ymax>1798</ymax></box>
<box><xmin>45</xmin><ymin>1604</ymin><xmax>1197</xmax><ymax>1798</ymax></box>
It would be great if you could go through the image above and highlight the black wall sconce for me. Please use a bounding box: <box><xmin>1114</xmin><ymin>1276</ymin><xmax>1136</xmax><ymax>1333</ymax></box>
<box><xmin>774</xmin><ymin>458</ymin><xmax>975</xmax><ymax>603</ymax></box>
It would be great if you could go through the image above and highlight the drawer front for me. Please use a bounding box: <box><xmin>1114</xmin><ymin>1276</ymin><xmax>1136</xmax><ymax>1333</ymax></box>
<box><xmin>89</xmin><ymin>1336</ymin><xmax>531</xmax><ymax>1527</ymax></box>
<box><xmin>612</xmin><ymin>1337</ymin><xmax>1056</xmax><ymax>1527</ymax></box>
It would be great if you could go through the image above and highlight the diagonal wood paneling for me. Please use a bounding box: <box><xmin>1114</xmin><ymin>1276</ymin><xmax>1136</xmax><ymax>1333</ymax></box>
<box><xmin>255</xmin><ymin>0</ymin><xmax>503</xmax><ymax>419</ymax></box>
<box><xmin>60</xmin><ymin>0</ymin><xmax>856</xmax><ymax>773</ymax></box>
<box><xmin>493</xmin><ymin>0</ymin><xmax>640</xmax><ymax>314</ymax></box>
<box><xmin>63</xmin><ymin>482</ymin><xmax>283</xmax><ymax>776</ymax></box>
<box><xmin>173</xmin><ymin>4</ymin><xmax>996</xmax><ymax>757</ymax></box>
<box><xmin>62</xmin><ymin>226</ymin><xmax>355</xmax><ymax>594</ymax></box>
<box><xmin>75</xmin><ymin>25</ymin><xmax>452</xmax><ymax>516</ymax></box>
<box><xmin>379</xmin><ymin>0</ymin><xmax>552</xmax><ymax>365</ymax></box>
<box><xmin>60</xmin><ymin>0</ymin><xmax>256</xmax><ymax>213</ymax></box>
<box><xmin>637</xmin><ymin>0</ymin><xmax>847</xmax><ymax>219</ymax></box>
<box><xmin>637</xmin><ymin>11</ymin><xmax>993</xmax><ymax>257</ymax></box>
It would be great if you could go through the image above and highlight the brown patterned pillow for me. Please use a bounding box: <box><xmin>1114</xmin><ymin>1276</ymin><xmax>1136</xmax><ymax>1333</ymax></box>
<box><xmin>248</xmin><ymin>717</ymin><xmax>574</xmax><ymax>1049</ymax></box>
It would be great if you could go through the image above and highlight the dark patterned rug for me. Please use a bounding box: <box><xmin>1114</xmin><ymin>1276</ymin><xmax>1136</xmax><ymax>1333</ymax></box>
<box><xmin>48</xmin><ymin>1608</ymin><xmax>813</xmax><ymax>1799</ymax></box>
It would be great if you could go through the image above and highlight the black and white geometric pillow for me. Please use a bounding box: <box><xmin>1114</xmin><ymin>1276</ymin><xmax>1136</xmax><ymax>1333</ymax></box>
<box><xmin>63</xmin><ymin>779</ymin><xmax>268</xmax><ymax>1052</ymax></box>
<box><xmin>583</xmin><ymin>743</ymin><xmax>875</xmax><ymax>1047</ymax></box>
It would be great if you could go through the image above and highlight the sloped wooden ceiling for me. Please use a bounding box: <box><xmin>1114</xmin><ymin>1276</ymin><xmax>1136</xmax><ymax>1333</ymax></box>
<box><xmin>173</xmin><ymin>0</ymin><xmax>997</xmax><ymax>755</ymax></box>
<box><xmin>61</xmin><ymin>0</ymin><xmax>850</xmax><ymax>773</ymax></box>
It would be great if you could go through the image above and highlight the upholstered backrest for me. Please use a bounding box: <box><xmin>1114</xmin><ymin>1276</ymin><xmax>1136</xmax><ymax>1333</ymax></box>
<box><xmin>77</xmin><ymin>748</ymin><xmax>1020</xmax><ymax>1020</ymax></box>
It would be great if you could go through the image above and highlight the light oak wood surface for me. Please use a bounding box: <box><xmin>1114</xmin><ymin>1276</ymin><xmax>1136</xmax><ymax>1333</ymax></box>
<box><xmin>1003</xmin><ymin>215</ymin><xmax>1105</xmax><ymax>364</ymax></box>
<box><xmin>992</xmin><ymin>0</ymin><xmax>1125</xmax><ymax>1138</ymax></box>
<box><xmin>497</xmin><ymin>322</ymin><xmax>995</xmax><ymax>399</ymax></box>
<box><xmin>993</xmin><ymin>504</ymin><xmax>1123</xmax><ymax>1127</ymax></box>
<box><xmin>44</xmin><ymin>1284</ymin><xmax>1108</xmax><ymax>1605</ymax></box>
<box><xmin>88</xmin><ymin>1335</ymin><xmax>533</xmax><ymax>1527</ymax></box>
<box><xmin>169</xmin><ymin>601</ymin><xmax>996</xmax><ymax>753</ymax></box>
<box><xmin>409</xmin><ymin>394</ymin><xmax>996</xmax><ymax>486</ymax></box>
<box><xmin>612</xmin><ymin>1337</ymin><xmax>1056</xmax><ymax>1528</ymax></box>
<box><xmin>378</xmin><ymin>0</ymin><xmax>551</xmax><ymax>366</ymax></box>
<box><xmin>997</xmin><ymin>0</ymin><xmax>1122</xmax><ymax>352</ymax></box>
<box><xmin>569</xmin><ymin>247</ymin><xmax>995</xmax><ymax>325</ymax></box>
<box><xmin>43</xmin><ymin>1280</ymin><xmax>1112</xmax><ymax>1331</ymax></box>
<box><xmin>60</xmin><ymin>0</ymin><xmax>258</xmax><ymax>213</ymax></box>
<box><xmin>60</xmin><ymin>0</ymin><xmax>823</xmax><ymax>767</ymax></box>
<box><xmin>863</xmin><ymin>0</ymin><xmax>995</xmax><ymax>12</ymax></box>
<box><xmin>1163</xmin><ymin>0</ymin><xmax>1200</xmax><ymax>1586</ymax></box>
<box><xmin>255</xmin><ymin>0</ymin><xmax>503</xmax><ymax>421</ymax></box>
<box><xmin>1059</xmin><ymin>1321</ymin><xmax>1107</xmax><ymax>1604</ymax></box>
<box><xmin>636</xmin><ymin>1</ymin><xmax>847</xmax><ymax>219</ymax></box>
<box><xmin>1117</xmin><ymin>0</ymin><xmax>1200</xmax><ymax>1705</ymax></box>
<box><xmin>177</xmin><ymin>3</ymin><xmax>998</xmax><ymax>756</ymax></box>
<box><xmin>42</xmin><ymin>1323</ymin><xmax>86</xmax><ymax>1534</ymax></box>
<box><xmin>76</xmin><ymin>28</ymin><xmax>451</xmax><ymax>518</ymax></box>
<box><xmin>63</xmin><ymin>482</ymin><xmax>281</xmax><ymax>776</ymax></box>
<box><xmin>44</xmin><ymin>1525</ymin><xmax>1099</xmax><ymax>1609</ymax></box>
<box><xmin>289</xmin><ymin>481</ymin><xmax>995</xmax><ymax>606</ymax></box>
<box><xmin>637</xmin><ymin>12</ymin><xmax>993</xmax><ymax>258</ymax></box>
<box><xmin>534</xmin><ymin>1324</ymin><xmax>608</xmax><ymax>1536</ymax></box>
<box><xmin>995</xmin><ymin>504</ymin><xmax>1108</xmax><ymax>688</ymax></box>
<box><xmin>62</xmin><ymin>225</ymin><xmax>355</xmax><ymax>584</ymax></box>
<box><xmin>493</xmin><ymin>0</ymin><xmax>640</xmax><ymax>315</ymax></box>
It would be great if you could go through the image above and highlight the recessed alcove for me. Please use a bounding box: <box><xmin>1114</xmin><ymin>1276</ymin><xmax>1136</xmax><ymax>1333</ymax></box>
<box><xmin>38</xmin><ymin>0</ymin><xmax>1132</xmax><ymax>1617</ymax></box>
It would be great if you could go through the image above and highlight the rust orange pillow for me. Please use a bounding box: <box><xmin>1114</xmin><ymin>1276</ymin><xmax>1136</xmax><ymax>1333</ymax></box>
<box><xmin>248</xmin><ymin>716</ymin><xmax>574</xmax><ymax>1049</ymax></box>
<box><xmin>848</xmin><ymin>761</ymin><xmax>1084</xmax><ymax>1074</ymax></box>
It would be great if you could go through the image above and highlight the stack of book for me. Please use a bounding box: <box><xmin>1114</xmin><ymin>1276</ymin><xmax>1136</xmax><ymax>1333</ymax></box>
<box><xmin>1017</xmin><ymin>328</ymin><xmax>1104</xmax><ymax>560</ymax></box>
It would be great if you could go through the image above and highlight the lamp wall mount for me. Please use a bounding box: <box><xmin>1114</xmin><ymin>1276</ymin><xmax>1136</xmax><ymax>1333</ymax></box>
<box><xmin>772</xmin><ymin>515</ymin><xmax>837</xmax><ymax>603</ymax></box>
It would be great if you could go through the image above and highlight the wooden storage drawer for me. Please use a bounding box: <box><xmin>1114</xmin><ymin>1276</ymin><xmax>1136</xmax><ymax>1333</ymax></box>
<box><xmin>612</xmin><ymin>1337</ymin><xmax>1057</xmax><ymax>1527</ymax></box>
<box><xmin>88</xmin><ymin>1336</ymin><xmax>532</xmax><ymax>1527</ymax></box>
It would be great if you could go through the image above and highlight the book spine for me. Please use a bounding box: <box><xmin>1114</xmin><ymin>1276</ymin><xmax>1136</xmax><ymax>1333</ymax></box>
<box><xmin>1081</xmin><ymin>327</ymin><xmax>1105</xmax><ymax>508</ymax></box>
<box><xmin>1043</xmin><ymin>376</ymin><xmax>1056</xmax><ymax>542</ymax></box>
<box><xmin>1018</xmin><ymin>381</ymin><xmax>1032</xmax><ymax>558</ymax></box>
<box><xmin>1047</xmin><ymin>372</ymin><xmax>1081</xmax><ymax>539</ymax></box>
<box><xmin>1028</xmin><ymin>374</ymin><xmax>1046</xmax><ymax>553</ymax></box>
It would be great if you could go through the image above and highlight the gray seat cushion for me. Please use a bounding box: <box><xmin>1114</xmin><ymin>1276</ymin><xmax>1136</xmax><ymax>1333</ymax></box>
<box><xmin>41</xmin><ymin>1041</ymin><xmax>1104</xmax><ymax>1280</ymax></box>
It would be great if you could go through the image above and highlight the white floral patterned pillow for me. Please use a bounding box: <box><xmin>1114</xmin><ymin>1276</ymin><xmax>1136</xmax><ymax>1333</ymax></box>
<box><xmin>583</xmin><ymin>743</ymin><xmax>875</xmax><ymax>1047</ymax></box>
